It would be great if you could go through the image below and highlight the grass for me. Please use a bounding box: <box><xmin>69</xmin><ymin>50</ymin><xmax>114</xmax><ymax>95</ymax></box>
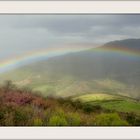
<box><xmin>74</xmin><ymin>93</ymin><xmax>140</xmax><ymax>115</ymax></box>
<box><xmin>73</xmin><ymin>93</ymin><xmax>122</xmax><ymax>102</ymax></box>
<box><xmin>33</xmin><ymin>85</ymin><xmax>56</xmax><ymax>96</ymax></box>
<box><xmin>101</xmin><ymin>100</ymin><xmax>140</xmax><ymax>115</ymax></box>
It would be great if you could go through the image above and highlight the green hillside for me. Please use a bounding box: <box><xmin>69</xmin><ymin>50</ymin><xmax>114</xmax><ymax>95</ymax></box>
<box><xmin>73</xmin><ymin>93</ymin><xmax>140</xmax><ymax>115</ymax></box>
<box><xmin>0</xmin><ymin>81</ymin><xmax>140</xmax><ymax>126</ymax></box>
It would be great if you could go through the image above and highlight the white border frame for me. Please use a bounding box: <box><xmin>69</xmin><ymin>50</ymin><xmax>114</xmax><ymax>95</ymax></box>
<box><xmin>0</xmin><ymin>127</ymin><xmax>140</xmax><ymax>139</ymax></box>
<box><xmin>0</xmin><ymin>1</ymin><xmax>140</xmax><ymax>13</ymax></box>
<box><xmin>0</xmin><ymin>1</ymin><xmax>140</xmax><ymax>139</ymax></box>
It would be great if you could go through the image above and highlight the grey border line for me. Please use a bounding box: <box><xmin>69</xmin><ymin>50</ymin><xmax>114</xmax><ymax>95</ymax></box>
<box><xmin>0</xmin><ymin>138</ymin><xmax>140</xmax><ymax>140</ymax></box>
<box><xmin>0</xmin><ymin>0</ymin><xmax>140</xmax><ymax>1</ymax></box>
<box><xmin>0</xmin><ymin>13</ymin><xmax>140</xmax><ymax>15</ymax></box>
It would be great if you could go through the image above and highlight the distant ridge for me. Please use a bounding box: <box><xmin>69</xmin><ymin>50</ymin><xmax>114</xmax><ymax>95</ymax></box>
<box><xmin>101</xmin><ymin>38</ymin><xmax>140</xmax><ymax>51</ymax></box>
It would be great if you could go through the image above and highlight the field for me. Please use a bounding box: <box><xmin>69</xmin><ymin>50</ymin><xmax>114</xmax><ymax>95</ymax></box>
<box><xmin>73</xmin><ymin>93</ymin><xmax>140</xmax><ymax>115</ymax></box>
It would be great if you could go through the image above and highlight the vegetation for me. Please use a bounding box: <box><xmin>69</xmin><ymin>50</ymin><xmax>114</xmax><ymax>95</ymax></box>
<box><xmin>74</xmin><ymin>93</ymin><xmax>140</xmax><ymax>115</ymax></box>
<box><xmin>0</xmin><ymin>81</ymin><xmax>140</xmax><ymax>126</ymax></box>
<box><xmin>93</xmin><ymin>113</ymin><xmax>128</xmax><ymax>126</ymax></box>
<box><xmin>48</xmin><ymin>116</ymin><xmax>68</xmax><ymax>126</ymax></box>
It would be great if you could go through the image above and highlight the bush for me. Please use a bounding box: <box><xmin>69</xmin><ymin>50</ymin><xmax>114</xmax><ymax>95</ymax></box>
<box><xmin>125</xmin><ymin>113</ymin><xmax>140</xmax><ymax>126</ymax></box>
<box><xmin>14</xmin><ymin>107</ymin><xmax>30</xmax><ymax>125</ymax></box>
<box><xmin>33</xmin><ymin>118</ymin><xmax>43</xmax><ymax>126</ymax></box>
<box><xmin>4</xmin><ymin>112</ymin><xmax>14</xmax><ymax>126</ymax></box>
<box><xmin>94</xmin><ymin>113</ymin><xmax>128</xmax><ymax>126</ymax></box>
<box><xmin>53</xmin><ymin>108</ymin><xmax>66</xmax><ymax>118</ymax></box>
<box><xmin>0</xmin><ymin>110</ymin><xmax>4</xmax><ymax>120</ymax></box>
<box><xmin>43</xmin><ymin>110</ymin><xmax>52</xmax><ymax>125</ymax></box>
<box><xmin>82</xmin><ymin>103</ymin><xmax>103</xmax><ymax>113</ymax></box>
<box><xmin>66</xmin><ymin>112</ymin><xmax>81</xmax><ymax>126</ymax></box>
<box><xmin>48</xmin><ymin>115</ymin><xmax>68</xmax><ymax>126</ymax></box>
<box><xmin>32</xmin><ymin>97</ymin><xmax>47</xmax><ymax>109</ymax></box>
<box><xmin>3</xmin><ymin>80</ymin><xmax>16</xmax><ymax>92</ymax></box>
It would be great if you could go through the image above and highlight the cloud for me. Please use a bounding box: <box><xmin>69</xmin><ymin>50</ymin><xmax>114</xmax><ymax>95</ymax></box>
<box><xmin>0</xmin><ymin>15</ymin><xmax>140</xmax><ymax>61</ymax></box>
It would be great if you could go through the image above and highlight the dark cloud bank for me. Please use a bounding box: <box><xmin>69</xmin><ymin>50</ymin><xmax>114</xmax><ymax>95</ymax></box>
<box><xmin>0</xmin><ymin>15</ymin><xmax>140</xmax><ymax>60</ymax></box>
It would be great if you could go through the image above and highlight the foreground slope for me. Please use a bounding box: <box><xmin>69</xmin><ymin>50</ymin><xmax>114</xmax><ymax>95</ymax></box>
<box><xmin>0</xmin><ymin>81</ymin><xmax>140</xmax><ymax>126</ymax></box>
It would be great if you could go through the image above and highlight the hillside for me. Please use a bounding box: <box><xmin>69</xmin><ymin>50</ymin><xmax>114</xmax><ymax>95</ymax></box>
<box><xmin>0</xmin><ymin>39</ymin><xmax>140</xmax><ymax>99</ymax></box>
<box><xmin>73</xmin><ymin>93</ymin><xmax>140</xmax><ymax>115</ymax></box>
<box><xmin>102</xmin><ymin>38</ymin><xmax>140</xmax><ymax>51</ymax></box>
<box><xmin>0</xmin><ymin>81</ymin><xmax>140</xmax><ymax>126</ymax></box>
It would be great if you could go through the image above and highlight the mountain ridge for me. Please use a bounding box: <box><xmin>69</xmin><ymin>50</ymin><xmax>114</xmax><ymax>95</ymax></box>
<box><xmin>101</xmin><ymin>38</ymin><xmax>140</xmax><ymax>51</ymax></box>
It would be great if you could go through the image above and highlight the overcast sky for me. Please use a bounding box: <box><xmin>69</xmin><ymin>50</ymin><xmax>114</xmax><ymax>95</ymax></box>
<box><xmin>0</xmin><ymin>15</ymin><xmax>140</xmax><ymax>61</ymax></box>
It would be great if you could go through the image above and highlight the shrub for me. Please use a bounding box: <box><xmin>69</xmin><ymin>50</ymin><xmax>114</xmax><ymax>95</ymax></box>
<box><xmin>66</xmin><ymin>112</ymin><xmax>81</xmax><ymax>126</ymax></box>
<box><xmin>125</xmin><ymin>113</ymin><xmax>140</xmax><ymax>126</ymax></box>
<box><xmin>82</xmin><ymin>104</ymin><xmax>94</xmax><ymax>113</ymax></box>
<box><xmin>3</xmin><ymin>80</ymin><xmax>16</xmax><ymax>92</ymax></box>
<box><xmin>14</xmin><ymin>108</ymin><xmax>30</xmax><ymax>125</ymax></box>
<box><xmin>54</xmin><ymin>108</ymin><xmax>66</xmax><ymax>117</ymax></box>
<box><xmin>33</xmin><ymin>118</ymin><xmax>43</xmax><ymax>126</ymax></box>
<box><xmin>0</xmin><ymin>104</ymin><xmax>18</xmax><ymax>127</ymax></box>
<box><xmin>21</xmin><ymin>86</ymin><xmax>33</xmax><ymax>93</ymax></box>
<box><xmin>82</xmin><ymin>103</ymin><xmax>103</xmax><ymax>113</ymax></box>
<box><xmin>48</xmin><ymin>115</ymin><xmax>68</xmax><ymax>126</ymax></box>
<box><xmin>32</xmin><ymin>97</ymin><xmax>47</xmax><ymax>109</ymax></box>
<box><xmin>0</xmin><ymin>106</ymin><xmax>7</xmax><ymax>125</ymax></box>
<box><xmin>72</xmin><ymin>100</ymin><xmax>83</xmax><ymax>109</ymax></box>
<box><xmin>43</xmin><ymin>110</ymin><xmax>52</xmax><ymax>125</ymax></box>
<box><xmin>94</xmin><ymin>113</ymin><xmax>129</xmax><ymax>126</ymax></box>
<box><xmin>4</xmin><ymin>112</ymin><xmax>14</xmax><ymax>126</ymax></box>
<box><xmin>0</xmin><ymin>109</ymin><xmax>4</xmax><ymax>120</ymax></box>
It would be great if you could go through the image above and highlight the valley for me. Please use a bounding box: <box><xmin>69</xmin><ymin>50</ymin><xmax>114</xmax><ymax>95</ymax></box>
<box><xmin>0</xmin><ymin>38</ymin><xmax>140</xmax><ymax>126</ymax></box>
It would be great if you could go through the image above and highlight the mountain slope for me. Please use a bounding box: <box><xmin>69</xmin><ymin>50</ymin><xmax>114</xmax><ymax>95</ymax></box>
<box><xmin>0</xmin><ymin>39</ymin><xmax>140</xmax><ymax>98</ymax></box>
<box><xmin>1</xmin><ymin>82</ymin><xmax>140</xmax><ymax>126</ymax></box>
<box><xmin>102</xmin><ymin>38</ymin><xmax>140</xmax><ymax>51</ymax></box>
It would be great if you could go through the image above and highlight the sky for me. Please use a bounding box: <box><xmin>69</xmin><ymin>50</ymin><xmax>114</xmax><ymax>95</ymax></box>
<box><xmin>0</xmin><ymin>14</ymin><xmax>140</xmax><ymax>62</ymax></box>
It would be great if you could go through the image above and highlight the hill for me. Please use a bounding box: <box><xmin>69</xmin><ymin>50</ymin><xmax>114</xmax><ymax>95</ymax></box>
<box><xmin>73</xmin><ymin>93</ymin><xmax>140</xmax><ymax>115</ymax></box>
<box><xmin>0</xmin><ymin>81</ymin><xmax>140</xmax><ymax>126</ymax></box>
<box><xmin>102</xmin><ymin>38</ymin><xmax>140</xmax><ymax>51</ymax></box>
<box><xmin>0</xmin><ymin>38</ymin><xmax>140</xmax><ymax>99</ymax></box>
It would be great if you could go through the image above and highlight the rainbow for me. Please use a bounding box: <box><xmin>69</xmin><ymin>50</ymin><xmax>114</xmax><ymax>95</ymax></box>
<box><xmin>0</xmin><ymin>45</ymin><xmax>90</xmax><ymax>73</ymax></box>
<box><xmin>94</xmin><ymin>45</ymin><xmax>140</xmax><ymax>57</ymax></box>
<box><xmin>0</xmin><ymin>45</ymin><xmax>139</xmax><ymax>73</ymax></box>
